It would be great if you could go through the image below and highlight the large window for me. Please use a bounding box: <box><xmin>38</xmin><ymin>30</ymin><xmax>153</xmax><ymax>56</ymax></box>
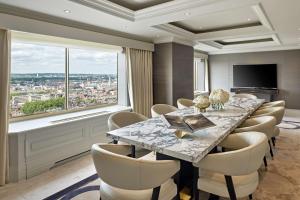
<box><xmin>10</xmin><ymin>35</ymin><xmax>119</xmax><ymax>119</ymax></box>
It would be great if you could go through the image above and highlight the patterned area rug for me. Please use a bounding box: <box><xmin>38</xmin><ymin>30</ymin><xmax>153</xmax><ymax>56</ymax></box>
<box><xmin>44</xmin><ymin>118</ymin><xmax>300</xmax><ymax>200</ymax></box>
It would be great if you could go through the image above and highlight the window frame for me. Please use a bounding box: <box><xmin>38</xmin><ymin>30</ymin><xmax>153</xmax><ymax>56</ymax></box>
<box><xmin>10</xmin><ymin>40</ymin><xmax>120</xmax><ymax>122</ymax></box>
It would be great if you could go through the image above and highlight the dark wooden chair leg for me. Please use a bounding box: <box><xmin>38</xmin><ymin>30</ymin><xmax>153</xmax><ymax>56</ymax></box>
<box><xmin>208</xmin><ymin>193</ymin><xmax>220</xmax><ymax>200</ymax></box>
<box><xmin>151</xmin><ymin>186</ymin><xmax>161</xmax><ymax>200</ymax></box>
<box><xmin>268</xmin><ymin>140</ymin><xmax>274</xmax><ymax>158</ymax></box>
<box><xmin>263</xmin><ymin>156</ymin><xmax>268</xmax><ymax>168</ymax></box>
<box><xmin>113</xmin><ymin>140</ymin><xmax>118</xmax><ymax>144</ymax></box>
<box><xmin>193</xmin><ymin>167</ymin><xmax>199</xmax><ymax>200</ymax></box>
<box><xmin>249</xmin><ymin>194</ymin><xmax>253</xmax><ymax>199</ymax></box>
<box><xmin>173</xmin><ymin>171</ymin><xmax>180</xmax><ymax>200</ymax></box>
<box><xmin>131</xmin><ymin>145</ymin><xmax>135</xmax><ymax>158</ymax></box>
<box><xmin>272</xmin><ymin>137</ymin><xmax>276</xmax><ymax>146</ymax></box>
<box><xmin>224</xmin><ymin>175</ymin><xmax>237</xmax><ymax>200</ymax></box>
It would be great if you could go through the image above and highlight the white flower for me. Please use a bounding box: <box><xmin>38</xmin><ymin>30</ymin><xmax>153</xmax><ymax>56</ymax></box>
<box><xmin>209</xmin><ymin>89</ymin><xmax>229</xmax><ymax>104</ymax></box>
<box><xmin>193</xmin><ymin>95</ymin><xmax>210</xmax><ymax>108</ymax></box>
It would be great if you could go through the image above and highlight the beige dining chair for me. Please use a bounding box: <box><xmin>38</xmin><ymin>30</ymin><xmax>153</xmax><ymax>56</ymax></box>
<box><xmin>252</xmin><ymin>106</ymin><xmax>285</xmax><ymax>146</ymax></box>
<box><xmin>151</xmin><ymin>104</ymin><xmax>178</xmax><ymax>118</ymax></box>
<box><xmin>260</xmin><ymin>100</ymin><xmax>285</xmax><ymax>108</ymax></box>
<box><xmin>92</xmin><ymin>143</ymin><xmax>180</xmax><ymax>200</ymax></box>
<box><xmin>193</xmin><ymin>132</ymin><xmax>268</xmax><ymax>200</ymax></box>
<box><xmin>233</xmin><ymin>93</ymin><xmax>257</xmax><ymax>100</ymax></box>
<box><xmin>232</xmin><ymin>116</ymin><xmax>277</xmax><ymax>163</ymax></box>
<box><xmin>177</xmin><ymin>98</ymin><xmax>194</xmax><ymax>109</ymax></box>
<box><xmin>108</xmin><ymin>111</ymin><xmax>151</xmax><ymax>158</ymax></box>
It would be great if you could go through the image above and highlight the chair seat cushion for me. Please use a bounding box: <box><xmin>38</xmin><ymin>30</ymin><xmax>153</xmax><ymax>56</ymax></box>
<box><xmin>138</xmin><ymin>151</ymin><xmax>156</xmax><ymax>161</ymax></box>
<box><xmin>198</xmin><ymin>170</ymin><xmax>259</xmax><ymax>198</ymax></box>
<box><xmin>100</xmin><ymin>178</ymin><xmax>177</xmax><ymax>200</ymax></box>
<box><xmin>273</xmin><ymin>126</ymin><xmax>280</xmax><ymax>137</ymax></box>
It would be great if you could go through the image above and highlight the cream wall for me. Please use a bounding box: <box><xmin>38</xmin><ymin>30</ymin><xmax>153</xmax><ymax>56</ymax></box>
<box><xmin>0</xmin><ymin>13</ymin><xmax>154</xmax><ymax>51</ymax></box>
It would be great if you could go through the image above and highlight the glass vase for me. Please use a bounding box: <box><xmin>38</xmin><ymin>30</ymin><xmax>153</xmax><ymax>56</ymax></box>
<box><xmin>211</xmin><ymin>102</ymin><xmax>225</xmax><ymax>110</ymax></box>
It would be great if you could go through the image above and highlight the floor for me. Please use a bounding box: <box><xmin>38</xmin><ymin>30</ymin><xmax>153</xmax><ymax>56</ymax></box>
<box><xmin>0</xmin><ymin>109</ymin><xmax>300</xmax><ymax>200</ymax></box>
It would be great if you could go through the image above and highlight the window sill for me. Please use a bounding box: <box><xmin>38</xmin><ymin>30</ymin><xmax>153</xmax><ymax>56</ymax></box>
<box><xmin>9</xmin><ymin>105</ymin><xmax>131</xmax><ymax>134</ymax></box>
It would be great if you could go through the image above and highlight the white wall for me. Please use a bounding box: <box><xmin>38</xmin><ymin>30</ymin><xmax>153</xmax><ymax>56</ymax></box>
<box><xmin>0</xmin><ymin>13</ymin><xmax>154</xmax><ymax>51</ymax></box>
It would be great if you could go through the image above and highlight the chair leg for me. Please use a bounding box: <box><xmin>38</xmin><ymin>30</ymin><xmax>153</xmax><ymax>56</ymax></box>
<box><xmin>131</xmin><ymin>145</ymin><xmax>136</xmax><ymax>158</ymax></box>
<box><xmin>272</xmin><ymin>137</ymin><xmax>276</xmax><ymax>147</ymax></box>
<box><xmin>224</xmin><ymin>175</ymin><xmax>237</xmax><ymax>200</ymax></box>
<box><xmin>151</xmin><ymin>186</ymin><xmax>161</xmax><ymax>200</ymax></box>
<box><xmin>268</xmin><ymin>140</ymin><xmax>274</xmax><ymax>158</ymax></box>
<box><xmin>208</xmin><ymin>193</ymin><xmax>220</xmax><ymax>200</ymax></box>
<box><xmin>249</xmin><ymin>194</ymin><xmax>253</xmax><ymax>199</ymax></box>
<box><xmin>193</xmin><ymin>167</ymin><xmax>199</xmax><ymax>200</ymax></box>
<box><xmin>263</xmin><ymin>156</ymin><xmax>268</xmax><ymax>168</ymax></box>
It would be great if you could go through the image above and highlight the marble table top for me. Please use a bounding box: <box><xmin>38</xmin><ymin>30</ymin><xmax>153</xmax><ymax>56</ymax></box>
<box><xmin>107</xmin><ymin>98</ymin><xmax>264</xmax><ymax>164</ymax></box>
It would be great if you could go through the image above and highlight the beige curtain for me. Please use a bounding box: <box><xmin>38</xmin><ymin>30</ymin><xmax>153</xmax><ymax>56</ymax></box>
<box><xmin>125</xmin><ymin>48</ymin><xmax>153</xmax><ymax>117</ymax></box>
<box><xmin>0</xmin><ymin>29</ymin><xmax>11</xmax><ymax>186</ymax></box>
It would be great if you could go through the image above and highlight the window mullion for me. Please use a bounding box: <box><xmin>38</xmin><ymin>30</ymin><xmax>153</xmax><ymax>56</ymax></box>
<box><xmin>65</xmin><ymin>48</ymin><xmax>70</xmax><ymax>110</ymax></box>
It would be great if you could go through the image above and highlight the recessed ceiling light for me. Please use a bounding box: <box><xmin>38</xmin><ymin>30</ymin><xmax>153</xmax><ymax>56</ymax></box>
<box><xmin>184</xmin><ymin>12</ymin><xmax>191</xmax><ymax>16</ymax></box>
<box><xmin>247</xmin><ymin>18</ymin><xmax>251</xmax><ymax>21</ymax></box>
<box><xmin>199</xmin><ymin>26</ymin><xmax>203</xmax><ymax>29</ymax></box>
<box><xmin>64</xmin><ymin>9</ymin><xmax>71</xmax><ymax>13</ymax></box>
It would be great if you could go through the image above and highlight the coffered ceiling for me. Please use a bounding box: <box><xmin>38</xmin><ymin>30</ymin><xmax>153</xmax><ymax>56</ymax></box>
<box><xmin>0</xmin><ymin>0</ymin><xmax>299</xmax><ymax>54</ymax></box>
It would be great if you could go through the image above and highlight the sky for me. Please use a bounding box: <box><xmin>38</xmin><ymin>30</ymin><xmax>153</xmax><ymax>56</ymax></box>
<box><xmin>11</xmin><ymin>42</ymin><xmax>118</xmax><ymax>74</ymax></box>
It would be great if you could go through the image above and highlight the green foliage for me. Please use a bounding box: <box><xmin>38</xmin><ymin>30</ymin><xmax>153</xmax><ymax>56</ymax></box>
<box><xmin>21</xmin><ymin>97</ymin><xmax>65</xmax><ymax>115</ymax></box>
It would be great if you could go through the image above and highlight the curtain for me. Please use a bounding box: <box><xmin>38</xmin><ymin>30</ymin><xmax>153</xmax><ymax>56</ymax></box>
<box><xmin>125</xmin><ymin>48</ymin><xmax>153</xmax><ymax>117</ymax></box>
<box><xmin>0</xmin><ymin>29</ymin><xmax>11</xmax><ymax>186</ymax></box>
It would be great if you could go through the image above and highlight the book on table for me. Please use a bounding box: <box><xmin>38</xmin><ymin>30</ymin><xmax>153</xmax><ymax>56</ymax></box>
<box><xmin>161</xmin><ymin>113</ymin><xmax>216</xmax><ymax>133</ymax></box>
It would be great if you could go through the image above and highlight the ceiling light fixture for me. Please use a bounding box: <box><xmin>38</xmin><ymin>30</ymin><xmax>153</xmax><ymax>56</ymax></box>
<box><xmin>247</xmin><ymin>18</ymin><xmax>251</xmax><ymax>21</ymax></box>
<box><xmin>64</xmin><ymin>9</ymin><xmax>71</xmax><ymax>13</ymax></box>
<box><xmin>184</xmin><ymin>12</ymin><xmax>191</xmax><ymax>16</ymax></box>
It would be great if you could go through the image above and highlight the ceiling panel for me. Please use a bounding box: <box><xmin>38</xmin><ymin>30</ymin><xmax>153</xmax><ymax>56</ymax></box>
<box><xmin>170</xmin><ymin>6</ymin><xmax>260</xmax><ymax>33</ymax></box>
<box><xmin>108</xmin><ymin>0</ymin><xmax>173</xmax><ymax>11</ymax></box>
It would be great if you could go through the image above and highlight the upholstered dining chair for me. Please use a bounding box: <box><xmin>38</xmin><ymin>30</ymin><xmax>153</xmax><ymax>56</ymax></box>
<box><xmin>92</xmin><ymin>143</ymin><xmax>180</xmax><ymax>200</ymax></box>
<box><xmin>251</xmin><ymin>106</ymin><xmax>285</xmax><ymax>146</ymax></box>
<box><xmin>193</xmin><ymin>132</ymin><xmax>268</xmax><ymax>200</ymax></box>
<box><xmin>232</xmin><ymin>93</ymin><xmax>257</xmax><ymax>100</ymax></box>
<box><xmin>261</xmin><ymin>100</ymin><xmax>285</xmax><ymax>108</ymax></box>
<box><xmin>108</xmin><ymin>111</ymin><xmax>151</xmax><ymax>158</ymax></box>
<box><xmin>177</xmin><ymin>98</ymin><xmax>194</xmax><ymax>109</ymax></box>
<box><xmin>151</xmin><ymin>104</ymin><xmax>178</xmax><ymax>118</ymax></box>
<box><xmin>108</xmin><ymin>111</ymin><xmax>148</xmax><ymax>131</ymax></box>
<box><xmin>233</xmin><ymin>116</ymin><xmax>277</xmax><ymax>163</ymax></box>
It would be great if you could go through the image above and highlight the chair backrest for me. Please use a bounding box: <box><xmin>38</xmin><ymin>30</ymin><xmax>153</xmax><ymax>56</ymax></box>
<box><xmin>91</xmin><ymin>144</ymin><xmax>180</xmax><ymax>190</ymax></box>
<box><xmin>195</xmin><ymin>132</ymin><xmax>268</xmax><ymax>176</ymax></box>
<box><xmin>252</xmin><ymin>106</ymin><xmax>285</xmax><ymax>125</ymax></box>
<box><xmin>177</xmin><ymin>98</ymin><xmax>194</xmax><ymax>109</ymax></box>
<box><xmin>235</xmin><ymin>116</ymin><xmax>276</xmax><ymax>139</ymax></box>
<box><xmin>108</xmin><ymin>111</ymin><xmax>148</xmax><ymax>131</ymax></box>
<box><xmin>151</xmin><ymin>104</ymin><xmax>178</xmax><ymax>117</ymax></box>
<box><xmin>233</xmin><ymin>93</ymin><xmax>257</xmax><ymax>100</ymax></box>
<box><xmin>261</xmin><ymin>100</ymin><xmax>285</xmax><ymax>108</ymax></box>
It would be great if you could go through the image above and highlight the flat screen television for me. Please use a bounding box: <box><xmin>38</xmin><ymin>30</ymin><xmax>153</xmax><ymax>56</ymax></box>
<box><xmin>233</xmin><ymin>64</ymin><xmax>277</xmax><ymax>89</ymax></box>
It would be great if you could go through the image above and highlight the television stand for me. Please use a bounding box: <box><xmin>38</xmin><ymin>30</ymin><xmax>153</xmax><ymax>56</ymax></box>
<box><xmin>231</xmin><ymin>88</ymin><xmax>279</xmax><ymax>102</ymax></box>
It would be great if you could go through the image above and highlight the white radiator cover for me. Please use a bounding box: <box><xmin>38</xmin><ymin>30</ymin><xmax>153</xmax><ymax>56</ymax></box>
<box><xmin>8</xmin><ymin>106</ymin><xmax>131</xmax><ymax>182</ymax></box>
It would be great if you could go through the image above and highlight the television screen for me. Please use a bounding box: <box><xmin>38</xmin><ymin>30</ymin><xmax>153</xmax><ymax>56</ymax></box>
<box><xmin>233</xmin><ymin>64</ymin><xmax>277</xmax><ymax>89</ymax></box>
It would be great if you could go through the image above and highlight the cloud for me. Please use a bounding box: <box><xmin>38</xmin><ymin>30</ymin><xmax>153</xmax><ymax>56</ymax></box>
<box><xmin>11</xmin><ymin>42</ymin><xmax>118</xmax><ymax>74</ymax></box>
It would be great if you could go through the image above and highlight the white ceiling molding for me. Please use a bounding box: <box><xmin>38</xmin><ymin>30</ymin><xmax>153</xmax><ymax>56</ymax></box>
<box><xmin>252</xmin><ymin>3</ymin><xmax>274</xmax><ymax>31</ymax></box>
<box><xmin>208</xmin><ymin>45</ymin><xmax>300</xmax><ymax>55</ymax></box>
<box><xmin>194</xmin><ymin>26</ymin><xmax>274</xmax><ymax>42</ymax></box>
<box><xmin>69</xmin><ymin>0</ymin><xmax>135</xmax><ymax>21</ymax></box>
<box><xmin>272</xmin><ymin>34</ymin><xmax>281</xmax><ymax>45</ymax></box>
<box><xmin>153</xmin><ymin>24</ymin><xmax>194</xmax><ymax>39</ymax></box>
<box><xmin>201</xmin><ymin>41</ymin><xmax>223</xmax><ymax>50</ymax></box>
<box><xmin>194</xmin><ymin>51</ymin><xmax>208</xmax><ymax>59</ymax></box>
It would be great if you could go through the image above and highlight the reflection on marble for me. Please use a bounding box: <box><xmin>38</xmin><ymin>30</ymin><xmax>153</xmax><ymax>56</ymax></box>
<box><xmin>107</xmin><ymin>98</ymin><xmax>264</xmax><ymax>163</ymax></box>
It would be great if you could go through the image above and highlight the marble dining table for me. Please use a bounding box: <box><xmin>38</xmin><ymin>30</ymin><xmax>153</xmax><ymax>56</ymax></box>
<box><xmin>107</xmin><ymin>97</ymin><xmax>265</xmax><ymax>164</ymax></box>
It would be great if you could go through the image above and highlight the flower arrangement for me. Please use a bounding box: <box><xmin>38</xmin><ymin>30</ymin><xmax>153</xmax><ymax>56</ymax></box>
<box><xmin>193</xmin><ymin>95</ymin><xmax>210</xmax><ymax>112</ymax></box>
<box><xmin>209</xmin><ymin>89</ymin><xmax>230</xmax><ymax>110</ymax></box>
